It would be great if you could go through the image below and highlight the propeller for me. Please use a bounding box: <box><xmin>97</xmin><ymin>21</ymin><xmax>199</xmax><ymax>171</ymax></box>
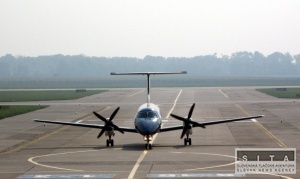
<box><xmin>93</xmin><ymin>107</ymin><xmax>124</xmax><ymax>138</ymax></box>
<box><xmin>170</xmin><ymin>103</ymin><xmax>205</xmax><ymax>139</ymax></box>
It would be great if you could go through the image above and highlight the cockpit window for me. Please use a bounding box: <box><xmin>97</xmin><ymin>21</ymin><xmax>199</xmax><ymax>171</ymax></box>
<box><xmin>137</xmin><ymin>111</ymin><xmax>147</xmax><ymax>118</ymax></box>
<box><xmin>147</xmin><ymin>111</ymin><xmax>158</xmax><ymax>118</ymax></box>
<box><xmin>137</xmin><ymin>111</ymin><xmax>158</xmax><ymax>119</ymax></box>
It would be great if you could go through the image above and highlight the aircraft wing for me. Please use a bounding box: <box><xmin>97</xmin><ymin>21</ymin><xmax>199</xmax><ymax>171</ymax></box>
<box><xmin>160</xmin><ymin>125</ymin><xmax>183</xmax><ymax>132</ymax></box>
<box><xmin>34</xmin><ymin>119</ymin><xmax>138</xmax><ymax>133</ymax></box>
<box><xmin>159</xmin><ymin>115</ymin><xmax>263</xmax><ymax>132</ymax></box>
<box><xmin>198</xmin><ymin>115</ymin><xmax>264</xmax><ymax>126</ymax></box>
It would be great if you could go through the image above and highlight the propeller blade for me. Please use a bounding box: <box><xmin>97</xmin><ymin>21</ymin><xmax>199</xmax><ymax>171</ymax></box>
<box><xmin>94</xmin><ymin>107</ymin><xmax>124</xmax><ymax>139</ymax></box>
<box><xmin>191</xmin><ymin>121</ymin><xmax>206</xmax><ymax>128</ymax></box>
<box><xmin>171</xmin><ymin>103</ymin><xmax>204</xmax><ymax>139</ymax></box>
<box><xmin>97</xmin><ymin>128</ymin><xmax>106</xmax><ymax>138</ymax></box>
<box><xmin>170</xmin><ymin>114</ymin><xmax>186</xmax><ymax>121</ymax></box>
<box><xmin>180</xmin><ymin>127</ymin><xmax>187</xmax><ymax>139</ymax></box>
<box><xmin>111</xmin><ymin>123</ymin><xmax>124</xmax><ymax>134</ymax></box>
<box><xmin>93</xmin><ymin>111</ymin><xmax>107</xmax><ymax>122</ymax></box>
<box><xmin>109</xmin><ymin>107</ymin><xmax>120</xmax><ymax>122</ymax></box>
<box><xmin>188</xmin><ymin>103</ymin><xmax>195</xmax><ymax>119</ymax></box>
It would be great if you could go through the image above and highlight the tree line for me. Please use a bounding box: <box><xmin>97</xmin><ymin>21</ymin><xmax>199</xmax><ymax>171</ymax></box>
<box><xmin>0</xmin><ymin>51</ymin><xmax>300</xmax><ymax>78</ymax></box>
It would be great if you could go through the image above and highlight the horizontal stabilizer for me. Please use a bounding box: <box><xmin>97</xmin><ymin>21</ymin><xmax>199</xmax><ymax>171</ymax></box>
<box><xmin>111</xmin><ymin>71</ymin><xmax>187</xmax><ymax>104</ymax></box>
<box><xmin>111</xmin><ymin>71</ymin><xmax>187</xmax><ymax>75</ymax></box>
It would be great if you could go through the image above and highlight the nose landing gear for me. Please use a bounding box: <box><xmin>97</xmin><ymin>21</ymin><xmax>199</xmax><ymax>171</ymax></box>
<box><xmin>145</xmin><ymin>143</ymin><xmax>152</xmax><ymax>150</ymax></box>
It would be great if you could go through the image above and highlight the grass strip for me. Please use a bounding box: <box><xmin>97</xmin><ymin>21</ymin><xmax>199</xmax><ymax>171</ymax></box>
<box><xmin>256</xmin><ymin>88</ymin><xmax>300</xmax><ymax>98</ymax></box>
<box><xmin>0</xmin><ymin>105</ymin><xmax>48</xmax><ymax>120</ymax></box>
<box><xmin>0</xmin><ymin>90</ymin><xmax>107</xmax><ymax>102</ymax></box>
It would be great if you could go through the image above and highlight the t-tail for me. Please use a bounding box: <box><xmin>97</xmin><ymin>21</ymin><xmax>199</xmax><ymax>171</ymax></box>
<box><xmin>111</xmin><ymin>71</ymin><xmax>187</xmax><ymax>104</ymax></box>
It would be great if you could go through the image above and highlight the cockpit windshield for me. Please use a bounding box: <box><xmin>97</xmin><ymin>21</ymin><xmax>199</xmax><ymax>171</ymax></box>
<box><xmin>137</xmin><ymin>111</ymin><xmax>158</xmax><ymax>119</ymax></box>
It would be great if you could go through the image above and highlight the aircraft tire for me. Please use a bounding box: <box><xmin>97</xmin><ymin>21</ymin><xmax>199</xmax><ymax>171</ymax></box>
<box><xmin>145</xmin><ymin>144</ymin><xmax>152</xmax><ymax>150</ymax></box>
<box><xmin>184</xmin><ymin>138</ymin><xmax>187</xmax><ymax>146</ymax></box>
<box><xmin>106</xmin><ymin>139</ymin><xmax>109</xmax><ymax>147</ymax></box>
<box><xmin>189</xmin><ymin>138</ymin><xmax>192</xmax><ymax>145</ymax></box>
<box><xmin>111</xmin><ymin>140</ymin><xmax>114</xmax><ymax>146</ymax></box>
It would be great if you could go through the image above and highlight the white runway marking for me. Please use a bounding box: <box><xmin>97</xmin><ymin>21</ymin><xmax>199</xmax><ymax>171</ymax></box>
<box><xmin>18</xmin><ymin>174</ymin><xmax>115</xmax><ymax>178</ymax></box>
<box><xmin>218</xmin><ymin>89</ymin><xmax>229</xmax><ymax>98</ymax></box>
<box><xmin>128</xmin><ymin>89</ymin><xmax>145</xmax><ymax>97</ymax></box>
<box><xmin>147</xmin><ymin>173</ymin><xmax>245</xmax><ymax>178</ymax></box>
<box><xmin>166</xmin><ymin>89</ymin><xmax>182</xmax><ymax>119</ymax></box>
<box><xmin>28</xmin><ymin>150</ymin><xmax>94</xmax><ymax>172</ymax></box>
<box><xmin>171</xmin><ymin>151</ymin><xmax>237</xmax><ymax>171</ymax></box>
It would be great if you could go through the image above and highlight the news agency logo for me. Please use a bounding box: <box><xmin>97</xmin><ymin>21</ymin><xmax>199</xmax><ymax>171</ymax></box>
<box><xmin>235</xmin><ymin>148</ymin><xmax>296</xmax><ymax>174</ymax></box>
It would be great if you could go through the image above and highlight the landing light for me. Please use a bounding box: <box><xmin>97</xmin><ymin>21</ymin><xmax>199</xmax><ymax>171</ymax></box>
<box><xmin>144</xmin><ymin>135</ymin><xmax>153</xmax><ymax>141</ymax></box>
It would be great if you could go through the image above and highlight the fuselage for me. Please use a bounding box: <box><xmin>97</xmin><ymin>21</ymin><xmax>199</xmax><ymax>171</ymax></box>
<box><xmin>134</xmin><ymin>103</ymin><xmax>162</xmax><ymax>139</ymax></box>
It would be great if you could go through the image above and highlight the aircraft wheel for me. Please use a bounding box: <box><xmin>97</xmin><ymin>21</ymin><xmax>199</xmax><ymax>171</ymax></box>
<box><xmin>189</xmin><ymin>138</ymin><xmax>192</xmax><ymax>145</ymax></box>
<box><xmin>111</xmin><ymin>139</ymin><xmax>114</xmax><ymax>147</ymax></box>
<box><xmin>145</xmin><ymin>143</ymin><xmax>152</xmax><ymax>150</ymax></box>
<box><xmin>106</xmin><ymin>139</ymin><xmax>109</xmax><ymax>147</ymax></box>
<box><xmin>184</xmin><ymin>138</ymin><xmax>187</xmax><ymax>146</ymax></box>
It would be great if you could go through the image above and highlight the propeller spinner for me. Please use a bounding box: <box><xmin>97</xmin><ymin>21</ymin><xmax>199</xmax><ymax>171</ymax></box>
<box><xmin>170</xmin><ymin>103</ymin><xmax>205</xmax><ymax>139</ymax></box>
<box><xmin>93</xmin><ymin>107</ymin><xmax>124</xmax><ymax>139</ymax></box>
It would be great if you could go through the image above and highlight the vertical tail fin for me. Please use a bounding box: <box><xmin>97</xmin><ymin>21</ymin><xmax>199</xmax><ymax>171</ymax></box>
<box><xmin>111</xmin><ymin>71</ymin><xmax>187</xmax><ymax>104</ymax></box>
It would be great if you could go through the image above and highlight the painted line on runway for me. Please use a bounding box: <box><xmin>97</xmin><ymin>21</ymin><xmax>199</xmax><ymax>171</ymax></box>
<box><xmin>218</xmin><ymin>89</ymin><xmax>228</xmax><ymax>98</ymax></box>
<box><xmin>147</xmin><ymin>173</ymin><xmax>245</xmax><ymax>178</ymax></box>
<box><xmin>0</xmin><ymin>107</ymin><xmax>110</xmax><ymax>156</ymax></box>
<box><xmin>170</xmin><ymin>151</ymin><xmax>293</xmax><ymax>179</ymax></box>
<box><xmin>18</xmin><ymin>174</ymin><xmax>115</xmax><ymax>178</ymax></box>
<box><xmin>172</xmin><ymin>151</ymin><xmax>237</xmax><ymax>171</ymax></box>
<box><xmin>127</xmin><ymin>150</ymin><xmax>148</xmax><ymax>179</ymax></box>
<box><xmin>253</xmin><ymin>119</ymin><xmax>287</xmax><ymax>147</ymax></box>
<box><xmin>166</xmin><ymin>89</ymin><xmax>183</xmax><ymax>119</ymax></box>
<box><xmin>76</xmin><ymin>107</ymin><xmax>111</xmax><ymax>123</ymax></box>
<box><xmin>28</xmin><ymin>148</ymin><xmax>122</xmax><ymax>172</ymax></box>
<box><xmin>128</xmin><ymin>89</ymin><xmax>183</xmax><ymax>179</ymax></box>
<box><xmin>28</xmin><ymin>150</ymin><xmax>95</xmax><ymax>172</ymax></box>
<box><xmin>128</xmin><ymin>89</ymin><xmax>145</xmax><ymax>97</ymax></box>
<box><xmin>0</xmin><ymin>125</ymin><xmax>69</xmax><ymax>156</ymax></box>
<box><xmin>235</xmin><ymin>104</ymin><xmax>287</xmax><ymax>147</ymax></box>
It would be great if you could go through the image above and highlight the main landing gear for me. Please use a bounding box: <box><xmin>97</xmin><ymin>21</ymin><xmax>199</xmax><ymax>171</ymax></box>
<box><xmin>184</xmin><ymin>134</ymin><xmax>192</xmax><ymax>146</ymax></box>
<box><xmin>106</xmin><ymin>136</ymin><xmax>114</xmax><ymax>147</ymax></box>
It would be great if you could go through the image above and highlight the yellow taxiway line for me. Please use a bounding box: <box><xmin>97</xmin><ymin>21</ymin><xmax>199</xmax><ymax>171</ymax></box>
<box><xmin>235</xmin><ymin>104</ymin><xmax>287</xmax><ymax>148</ymax></box>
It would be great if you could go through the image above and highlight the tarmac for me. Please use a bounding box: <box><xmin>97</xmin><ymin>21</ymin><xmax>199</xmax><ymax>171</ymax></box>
<box><xmin>0</xmin><ymin>87</ymin><xmax>299</xmax><ymax>178</ymax></box>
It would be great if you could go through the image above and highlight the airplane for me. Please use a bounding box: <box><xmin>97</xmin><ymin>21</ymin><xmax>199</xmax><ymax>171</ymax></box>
<box><xmin>35</xmin><ymin>71</ymin><xmax>264</xmax><ymax>150</ymax></box>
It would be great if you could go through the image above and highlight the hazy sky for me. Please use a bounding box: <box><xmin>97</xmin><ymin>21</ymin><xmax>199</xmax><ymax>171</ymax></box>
<box><xmin>1</xmin><ymin>0</ymin><xmax>299</xmax><ymax>58</ymax></box>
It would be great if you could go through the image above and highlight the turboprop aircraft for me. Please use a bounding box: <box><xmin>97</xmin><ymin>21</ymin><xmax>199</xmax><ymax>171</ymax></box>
<box><xmin>35</xmin><ymin>71</ymin><xmax>264</xmax><ymax>150</ymax></box>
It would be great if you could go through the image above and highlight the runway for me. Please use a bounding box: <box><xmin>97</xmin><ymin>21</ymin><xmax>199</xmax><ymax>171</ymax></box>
<box><xmin>0</xmin><ymin>87</ymin><xmax>299</xmax><ymax>178</ymax></box>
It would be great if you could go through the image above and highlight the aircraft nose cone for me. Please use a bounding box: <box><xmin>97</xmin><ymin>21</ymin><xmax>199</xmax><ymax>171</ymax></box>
<box><xmin>136</xmin><ymin>119</ymin><xmax>160</xmax><ymax>135</ymax></box>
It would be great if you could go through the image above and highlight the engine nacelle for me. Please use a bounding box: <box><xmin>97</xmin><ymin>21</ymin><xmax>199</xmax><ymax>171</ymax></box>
<box><xmin>105</xmin><ymin>130</ymin><xmax>115</xmax><ymax>137</ymax></box>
